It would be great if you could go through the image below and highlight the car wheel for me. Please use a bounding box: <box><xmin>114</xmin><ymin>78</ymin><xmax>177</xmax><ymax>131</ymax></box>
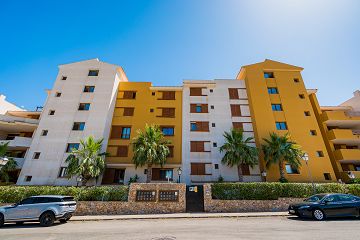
<box><xmin>312</xmin><ymin>209</ymin><xmax>325</xmax><ymax>221</ymax></box>
<box><xmin>0</xmin><ymin>213</ymin><xmax>4</xmax><ymax>227</ymax></box>
<box><xmin>39</xmin><ymin>211</ymin><xmax>55</xmax><ymax>227</ymax></box>
<box><xmin>16</xmin><ymin>221</ymin><xmax>24</xmax><ymax>225</ymax></box>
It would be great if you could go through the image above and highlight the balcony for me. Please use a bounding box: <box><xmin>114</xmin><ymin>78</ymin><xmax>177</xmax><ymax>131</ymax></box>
<box><xmin>340</xmin><ymin>171</ymin><xmax>360</xmax><ymax>182</ymax></box>
<box><xmin>0</xmin><ymin>136</ymin><xmax>32</xmax><ymax>149</ymax></box>
<box><xmin>322</xmin><ymin>111</ymin><xmax>360</xmax><ymax>128</ymax></box>
<box><xmin>334</xmin><ymin>149</ymin><xmax>360</xmax><ymax>162</ymax></box>
<box><xmin>327</xmin><ymin>129</ymin><xmax>360</xmax><ymax>145</ymax></box>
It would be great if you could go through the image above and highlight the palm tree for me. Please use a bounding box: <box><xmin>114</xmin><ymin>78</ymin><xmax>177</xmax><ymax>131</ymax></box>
<box><xmin>132</xmin><ymin>124</ymin><xmax>171</xmax><ymax>183</ymax></box>
<box><xmin>219</xmin><ymin>129</ymin><xmax>258</xmax><ymax>182</ymax></box>
<box><xmin>0</xmin><ymin>142</ymin><xmax>17</xmax><ymax>183</ymax></box>
<box><xmin>262</xmin><ymin>132</ymin><xmax>303</xmax><ymax>182</ymax></box>
<box><xmin>65</xmin><ymin>136</ymin><xmax>106</xmax><ymax>186</ymax></box>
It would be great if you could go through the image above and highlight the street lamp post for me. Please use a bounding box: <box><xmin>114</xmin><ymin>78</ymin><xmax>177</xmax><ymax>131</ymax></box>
<box><xmin>261</xmin><ymin>171</ymin><xmax>267</xmax><ymax>182</ymax></box>
<box><xmin>302</xmin><ymin>153</ymin><xmax>316</xmax><ymax>194</ymax></box>
<box><xmin>348</xmin><ymin>171</ymin><xmax>355</xmax><ymax>182</ymax></box>
<box><xmin>177</xmin><ymin>167</ymin><xmax>182</xmax><ymax>183</ymax></box>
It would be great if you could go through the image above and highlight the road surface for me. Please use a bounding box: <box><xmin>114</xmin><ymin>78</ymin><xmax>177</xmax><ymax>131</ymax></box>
<box><xmin>0</xmin><ymin>216</ymin><xmax>359</xmax><ymax>240</ymax></box>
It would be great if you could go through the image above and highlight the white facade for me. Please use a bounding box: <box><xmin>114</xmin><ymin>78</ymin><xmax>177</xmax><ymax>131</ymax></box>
<box><xmin>0</xmin><ymin>94</ymin><xmax>24</xmax><ymax>114</ymax></box>
<box><xmin>340</xmin><ymin>90</ymin><xmax>360</xmax><ymax>112</ymax></box>
<box><xmin>17</xmin><ymin>59</ymin><xmax>128</xmax><ymax>185</ymax></box>
<box><xmin>182</xmin><ymin>80</ymin><xmax>261</xmax><ymax>185</ymax></box>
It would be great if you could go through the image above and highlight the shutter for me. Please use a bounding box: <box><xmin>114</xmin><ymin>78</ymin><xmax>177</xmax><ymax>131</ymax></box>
<box><xmin>202</xmin><ymin>104</ymin><xmax>208</xmax><ymax>113</ymax></box>
<box><xmin>168</xmin><ymin>108</ymin><xmax>175</xmax><ymax>117</ymax></box>
<box><xmin>228</xmin><ymin>88</ymin><xmax>239</xmax><ymax>99</ymax></box>
<box><xmin>232</xmin><ymin>122</ymin><xmax>243</xmax><ymax>130</ymax></box>
<box><xmin>162</xmin><ymin>108</ymin><xmax>169</xmax><ymax>117</ymax></box>
<box><xmin>198</xmin><ymin>163</ymin><xmax>206</xmax><ymax>175</ymax></box>
<box><xmin>241</xmin><ymin>164</ymin><xmax>250</xmax><ymax>176</ymax></box>
<box><xmin>167</xmin><ymin>146</ymin><xmax>174</xmax><ymax>158</ymax></box>
<box><xmin>190</xmin><ymin>104</ymin><xmax>197</xmax><ymax>113</ymax></box>
<box><xmin>191</xmin><ymin>163</ymin><xmax>197</xmax><ymax>175</ymax></box>
<box><xmin>123</xmin><ymin>91</ymin><xmax>133</xmax><ymax>99</ymax></box>
<box><xmin>123</xmin><ymin>108</ymin><xmax>134</xmax><ymax>116</ymax></box>
<box><xmin>197</xmin><ymin>141</ymin><xmax>205</xmax><ymax>152</ymax></box>
<box><xmin>203</xmin><ymin>122</ymin><xmax>209</xmax><ymax>132</ymax></box>
<box><xmin>190</xmin><ymin>141</ymin><xmax>197</xmax><ymax>152</ymax></box>
<box><xmin>152</xmin><ymin>168</ymin><xmax>160</xmax><ymax>180</ymax></box>
<box><xmin>117</xmin><ymin>146</ymin><xmax>128</xmax><ymax>157</ymax></box>
<box><xmin>110</xmin><ymin>126</ymin><xmax>122</xmax><ymax>139</ymax></box>
<box><xmin>231</xmin><ymin>105</ymin><xmax>241</xmax><ymax>116</ymax></box>
<box><xmin>162</xmin><ymin>91</ymin><xmax>175</xmax><ymax>100</ymax></box>
<box><xmin>190</xmin><ymin>88</ymin><xmax>202</xmax><ymax>96</ymax></box>
<box><xmin>101</xmin><ymin>169</ymin><xmax>115</xmax><ymax>184</ymax></box>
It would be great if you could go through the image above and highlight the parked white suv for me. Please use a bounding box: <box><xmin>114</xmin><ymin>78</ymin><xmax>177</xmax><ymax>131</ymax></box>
<box><xmin>0</xmin><ymin>195</ymin><xmax>77</xmax><ymax>227</ymax></box>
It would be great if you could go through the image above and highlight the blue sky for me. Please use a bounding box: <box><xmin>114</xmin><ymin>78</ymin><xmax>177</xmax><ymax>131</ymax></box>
<box><xmin>1</xmin><ymin>0</ymin><xmax>359</xmax><ymax>110</ymax></box>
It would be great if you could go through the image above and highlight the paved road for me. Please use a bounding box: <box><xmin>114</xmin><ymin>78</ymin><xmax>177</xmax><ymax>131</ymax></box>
<box><xmin>0</xmin><ymin>216</ymin><xmax>359</xmax><ymax>240</ymax></box>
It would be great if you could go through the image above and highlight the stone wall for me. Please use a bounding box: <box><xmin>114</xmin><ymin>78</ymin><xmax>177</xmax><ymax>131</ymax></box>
<box><xmin>203</xmin><ymin>184</ymin><xmax>301</xmax><ymax>212</ymax></box>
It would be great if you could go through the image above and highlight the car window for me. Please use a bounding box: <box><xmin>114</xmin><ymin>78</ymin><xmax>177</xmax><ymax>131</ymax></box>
<box><xmin>323</xmin><ymin>195</ymin><xmax>340</xmax><ymax>202</ymax></box>
<box><xmin>19</xmin><ymin>198</ymin><xmax>35</xmax><ymax>205</ymax></box>
<box><xmin>62</xmin><ymin>197</ymin><xmax>74</xmax><ymax>202</ymax></box>
<box><xmin>34</xmin><ymin>197</ymin><xmax>60</xmax><ymax>203</ymax></box>
<box><xmin>338</xmin><ymin>195</ymin><xmax>356</xmax><ymax>202</ymax></box>
<box><xmin>305</xmin><ymin>194</ymin><xmax>326</xmax><ymax>202</ymax></box>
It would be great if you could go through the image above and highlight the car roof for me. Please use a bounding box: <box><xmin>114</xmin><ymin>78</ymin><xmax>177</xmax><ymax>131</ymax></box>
<box><xmin>30</xmin><ymin>195</ymin><xmax>73</xmax><ymax>198</ymax></box>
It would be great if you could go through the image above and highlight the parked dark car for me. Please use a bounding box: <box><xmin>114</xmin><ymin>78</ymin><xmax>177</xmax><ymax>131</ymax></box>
<box><xmin>288</xmin><ymin>193</ymin><xmax>360</xmax><ymax>220</ymax></box>
<box><xmin>0</xmin><ymin>195</ymin><xmax>76</xmax><ymax>227</ymax></box>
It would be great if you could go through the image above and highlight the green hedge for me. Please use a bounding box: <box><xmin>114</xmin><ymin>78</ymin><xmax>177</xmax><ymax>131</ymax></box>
<box><xmin>211</xmin><ymin>183</ymin><xmax>360</xmax><ymax>200</ymax></box>
<box><xmin>0</xmin><ymin>186</ymin><xmax>129</xmax><ymax>203</ymax></box>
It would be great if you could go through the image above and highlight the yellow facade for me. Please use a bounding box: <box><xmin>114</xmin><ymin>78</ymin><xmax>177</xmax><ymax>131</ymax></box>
<box><xmin>237</xmin><ymin>59</ymin><xmax>336</xmax><ymax>182</ymax></box>
<box><xmin>309</xmin><ymin>93</ymin><xmax>360</xmax><ymax>182</ymax></box>
<box><xmin>103</xmin><ymin>82</ymin><xmax>182</xmax><ymax>183</ymax></box>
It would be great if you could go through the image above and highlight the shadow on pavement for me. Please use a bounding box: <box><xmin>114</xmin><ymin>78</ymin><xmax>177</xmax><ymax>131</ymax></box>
<box><xmin>1</xmin><ymin>222</ymin><xmax>63</xmax><ymax>229</ymax></box>
<box><xmin>287</xmin><ymin>216</ymin><xmax>360</xmax><ymax>222</ymax></box>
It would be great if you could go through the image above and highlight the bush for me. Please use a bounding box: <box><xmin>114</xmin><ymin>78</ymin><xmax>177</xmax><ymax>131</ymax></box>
<box><xmin>0</xmin><ymin>186</ymin><xmax>129</xmax><ymax>203</ymax></box>
<box><xmin>211</xmin><ymin>182</ymin><xmax>360</xmax><ymax>200</ymax></box>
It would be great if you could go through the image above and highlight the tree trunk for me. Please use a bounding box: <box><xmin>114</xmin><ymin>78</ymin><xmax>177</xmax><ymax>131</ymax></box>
<box><xmin>237</xmin><ymin>165</ymin><xmax>244</xmax><ymax>182</ymax></box>
<box><xmin>81</xmin><ymin>178</ymin><xmax>88</xmax><ymax>186</ymax></box>
<box><xmin>146</xmin><ymin>164</ymin><xmax>152</xmax><ymax>183</ymax></box>
<box><xmin>279</xmin><ymin>161</ymin><xmax>285</xmax><ymax>180</ymax></box>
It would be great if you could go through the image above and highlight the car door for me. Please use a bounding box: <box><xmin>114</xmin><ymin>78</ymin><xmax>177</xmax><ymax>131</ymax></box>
<box><xmin>5</xmin><ymin>198</ymin><xmax>34</xmax><ymax>220</ymax></box>
<box><xmin>337</xmin><ymin>194</ymin><xmax>359</xmax><ymax>216</ymax></box>
<box><xmin>321</xmin><ymin>195</ymin><xmax>342</xmax><ymax>217</ymax></box>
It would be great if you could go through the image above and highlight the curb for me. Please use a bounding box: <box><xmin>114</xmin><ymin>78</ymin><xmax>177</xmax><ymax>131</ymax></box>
<box><xmin>70</xmin><ymin>212</ymin><xmax>289</xmax><ymax>222</ymax></box>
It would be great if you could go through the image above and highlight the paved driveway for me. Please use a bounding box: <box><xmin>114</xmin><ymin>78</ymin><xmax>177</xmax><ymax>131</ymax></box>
<box><xmin>0</xmin><ymin>216</ymin><xmax>359</xmax><ymax>240</ymax></box>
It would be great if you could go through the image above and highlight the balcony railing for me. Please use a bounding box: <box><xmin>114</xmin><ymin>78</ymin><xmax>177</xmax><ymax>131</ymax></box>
<box><xmin>0</xmin><ymin>114</ymin><xmax>39</xmax><ymax>125</ymax></box>
<box><xmin>322</xmin><ymin>111</ymin><xmax>360</xmax><ymax>122</ymax></box>
<box><xmin>334</xmin><ymin>149</ymin><xmax>360</xmax><ymax>161</ymax></box>
<box><xmin>327</xmin><ymin>129</ymin><xmax>360</xmax><ymax>143</ymax></box>
<box><xmin>0</xmin><ymin>136</ymin><xmax>32</xmax><ymax>148</ymax></box>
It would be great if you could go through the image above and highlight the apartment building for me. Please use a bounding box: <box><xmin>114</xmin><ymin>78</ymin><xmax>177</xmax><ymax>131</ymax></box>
<box><xmin>309</xmin><ymin>90</ymin><xmax>360</xmax><ymax>182</ymax></box>
<box><xmin>182</xmin><ymin>80</ymin><xmax>260</xmax><ymax>184</ymax></box>
<box><xmin>237</xmin><ymin>59</ymin><xmax>336</xmax><ymax>182</ymax></box>
<box><xmin>0</xmin><ymin>95</ymin><xmax>41</xmax><ymax>182</ymax></box>
<box><xmin>102</xmin><ymin>82</ymin><xmax>182</xmax><ymax>184</ymax></box>
<box><xmin>17</xmin><ymin>59</ymin><xmax>128</xmax><ymax>185</ymax></box>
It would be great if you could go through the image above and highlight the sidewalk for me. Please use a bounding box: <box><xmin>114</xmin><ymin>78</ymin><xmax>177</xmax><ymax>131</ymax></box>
<box><xmin>71</xmin><ymin>212</ymin><xmax>289</xmax><ymax>221</ymax></box>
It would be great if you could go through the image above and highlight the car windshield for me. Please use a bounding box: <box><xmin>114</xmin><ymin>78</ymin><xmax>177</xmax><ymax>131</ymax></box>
<box><xmin>304</xmin><ymin>194</ymin><xmax>327</xmax><ymax>202</ymax></box>
<box><xmin>61</xmin><ymin>197</ymin><xmax>74</xmax><ymax>202</ymax></box>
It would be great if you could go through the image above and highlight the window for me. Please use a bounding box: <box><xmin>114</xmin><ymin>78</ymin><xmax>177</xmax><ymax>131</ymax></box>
<box><xmin>212</xmin><ymin>123</ymin><xmax>216</xmax><ymax>127</ymax></box>
<box><xmin>58</xmin><ymin>167</ymin><xmax>68</xmax><ymax>178</ymax></box>
<box><xmin>72</xmin><ymin>122</ymin><xmax>85</xmax><ymax>131</ymax></box>
<box><xmin>61</xmin><ymin>76</ymin><xmax>67</xmax><ymax>80</ymax></box>
<box><xmin>233</xmin><ymin>122</ymin><xmax>243</xmax><ymax>130</ymax></box>
<box><xmin>285</xmin><ymin>164</ymin><xmax>299</xmax><ymax>174</ymax></box>
<box><xmin>167</xmin><ymin>146</ymin><xmax>174</xmax><ymax>158</ymax></box>
<box><xmin>190</xmin><ymin>87</ymin><xmax>203</xmax><ymax>96</ymax></box>
<box><xmin>228</xmin><ymin>88</ymin><xmax>239</xmax><ymax>99</ymax></box>
<box><xmin>268</xmin><ymin>87</ymin><xmax>278</xmax><ymax>94</ymax></box>
<box><xmin>123</xmin><ymin>107</ymin><xmax>134</xmax><ymax>116</ymax></box>
<box><xmin>190</xmin><ymin>104</ymin><xmax>208</xmax><ymax>113</ymax></box>
<box><xmin>190</xmin><ymin>141</ymin><xmax>208</xmax><ymax>152</ymax></box>
<box><xmin>33</xmin><ymin>152</ymin><xmax>41</xmax><ymax>159</ymax></box>
<box><xmin>20</xmin><ymin>197</ymin><xmax>34</xmax><ymax>205</ymax></box>
<box><xmin>294</xmin><ymin>78</ymin><xmax>300</xmax><ymax>83</ymax></box>
<box><xmin>78</xmin><ymin>103</ymin><xmax>91</xmax><ymax>111</ymax></box>
<box><xmin>25</xmin><ymin>176</ymin><xmax>32</xmax><ymax>182</ymax></box>
<box><xmin>55</xmin><ymin>92</ymin><xmax>62</xmax><ymax>97</ymax></box>
<box><xmin>191</xmin><ymin>163</ymin><xmax>207</xmax><ymax>175</ymax></box>
<box><xmin>120</xmin><ymin>127</ymin><xmax>131</xmax><ymax>139</ymax></box>
<box><xmin>117</xmin><ymin>146</ymin><xmax>128</xmax><ymax>157</ymax></box>
<box><xmin>83</xmin><ymin>86</ymin><xmax>95</xmax><ymax>92</ymax></box>
<box><xmin>66</xmin><ymin>143</ymin><xmax>80</xmax><ymax>152</ymax></box>
<box><xmin>122</xmin><ymin>91</ymin><xmax>136</xmax><ymax>99</ymax></box>
<box><xmin>150</xmin><ymin>108</ymin><xmax>154</xmax><ymax>113</ymax></box>
<box><xmin>88</xmin><ymin>70</ymin><xmax>99</xmax><ymax>76</ymax></box>
<box><xmin>152</xmin><ymin>169</ymin><xmax>173</xmax><ymax>181</ymax></box>
<box><xmin>299</xmin><ymin>94</ymin><xmax>305</xmax><ymax>99</ymax></box>
<box><xmin>162</xmin><ymin>127</ymin><xmax>174</xmax><ymax>136</ymax></box>
<box><xmin>304</xmin><ymin>111</ymin><xmax>311</xmax><ymax>116</ymax></box>
<box><xmin>160</xmin><ymin>91</ymin><xmax>175</xmax><ymax>100</ymax></box>
<box><xmin>264</xmin><ymin>72</ymin><xmax>274</xmax><ymax>78</ymax></box>
<box><xmin>323</xmin><ymin>173</ymin><xmax>332</xmax><ymax>180</ymax></box>
<box><xmin>49</xmin><ymin>110</ymin><xmax>55</xmax><ymax>115</ymax></box>
<box><xmin>41</xmin><ymin>130</ymin><xmax>48</xmax><ymax>136</ymax></box>
<box><xmin>190</xmin><ymin>122</ymin><xmax>209</xmax><ymax>132</ymax></box>
<box><xmin>230</xmin><ymin>104</ymin><xmax>241</xmax><ymax>116</ymax></box>
<box><xmin>214</xmin><ymin>164</ymin><xmax>219</xmax><ymax>169</ymax></box>
<box><xmin>160</xmin><ymin>108</ymin><xmax>175</xmax><ymax>118</ymax></box>
<box><xmin>276</xmin><ymin>122</ymin><xmax>288</xmax><ymax>130</ymax></box>
<box><xmin>310</xmin><ymin>130</ymin><xmax>317</xmax><ymax>136</ymax></box>
<box><xmin>213</xmin><ymin>142</ymin><xmax>217</xmax><ymax>147</ymax></box>
<box><xmin>211</xmin><ymin>105</ymin><xmax>214</xmax><ymax>110</ymax></box>
<box><xmin>271</xmin><ymin>104</ymin><xmax>283</xmax><ymax>111</ymax></box>
<box><xmin>210</xmin><ymin>89</ymin><xmax>213</xmax><ymax>93</ymax></box>
<box><xmin>152</xmin><ymin>92</ymin><xmax>155</xmax><ymax>96</ymax></box>
<box><xmin>241</xmin><ymin>164</ymin><xmax>250</xmax><ymax>176</ymax></box>
<box><xmin>316</xmin><ymin>151</ymin><xmax>324</xmax><ymax>157</ymax></box>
